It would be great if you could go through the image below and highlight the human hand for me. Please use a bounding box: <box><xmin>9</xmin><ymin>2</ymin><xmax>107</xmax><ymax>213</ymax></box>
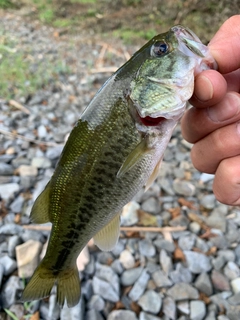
<box><xmin>181</xmin><ymin>15</ymin><xmax>240</xmax><ymax>205</ymax></box>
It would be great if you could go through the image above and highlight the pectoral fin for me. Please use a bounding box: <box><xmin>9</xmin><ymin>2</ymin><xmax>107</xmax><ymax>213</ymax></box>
<box><xmin>117</xmin><ymin>138</ymin><xmax>152</xmax><ymax>178</ymax></box>
<box><xmin>145</xmin><ymin>157</ymin><xmax>163</xmax><ymax>191</ymax></box>
<box><xmin>94</xmin><ymin>213</ymin><xmax>121</xmax><ymax>251</ymax></box>
<box><xmin>30</xmin><ymin>183</ymin><xmax>51</xmax><ymax>224</ymax></box>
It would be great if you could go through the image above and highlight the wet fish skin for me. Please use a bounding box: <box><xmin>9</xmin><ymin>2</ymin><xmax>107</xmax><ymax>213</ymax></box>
<box><xmin>21</xmin><ymin>25</ymin><xmax>216</xmax><ymax>307</ymax></box>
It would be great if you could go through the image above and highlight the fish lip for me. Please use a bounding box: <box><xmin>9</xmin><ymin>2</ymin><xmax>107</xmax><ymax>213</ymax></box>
<box><xmin>171</xmin><ymin>25</ymin><xmax>218</xmax><ymax>71</ymax></box>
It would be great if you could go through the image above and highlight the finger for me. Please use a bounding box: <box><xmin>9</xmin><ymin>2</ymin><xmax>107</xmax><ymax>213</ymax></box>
<box><xmin>190</xmin><ymin>121</ymin><xmax>240</xmax><ymax>173</ymax></box>
<box><xmin>224</xmin><ymin>69</ymin><xmax>240</xmax><ymax>92</ymax></box>
<box><xmin>213</xmin><ymin>155</ymin><xmax>240</xmax><ymax>205</ymax></box>
<box><xmin>190</xmin><ymin>70</ymin><xmax>227</xmax><ymax>107</ymax></box>
<box><xmin>209</xmin><ymin>15</ymin><xmax>240</xmax><ymax>74</ymax></box>
<box><xmin>182</xmin><ymin>92</ymin><xmax>240</xmax><ymax>143</ymax></box>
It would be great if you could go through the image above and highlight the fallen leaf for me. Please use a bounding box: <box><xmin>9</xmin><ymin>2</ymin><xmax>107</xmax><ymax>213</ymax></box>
<box><xmin>114</xmin><ymin>300</ymin><xmax>125</xmax><ymax>310</ymax></box>
<box><xmin>168</xmin><ymin>207</ymin><xmax>181</xmax><ymax>219</ymax></box>
<box><xmin>30</xmin><ymin>311</ymin><xmax>40</xmax><ymax>320</ymax></box>
<box><xmin>138</xmin><ymin>210</ymin><xmax>158</xmax><ymax>227</ymax></box>
<box><xmin>173</xmin><ymin>247</ymin><xmax>185</xmax><ymax>261</ymax></box>
<box><xmin>130</xmin><ymin>301</ymin><xmax>141</xmax><ymax>315</ymax></box>
<box><xmin>199</xmin><ymin>292</ymin><xmax>211</xmax><ymax>304</ymax></box>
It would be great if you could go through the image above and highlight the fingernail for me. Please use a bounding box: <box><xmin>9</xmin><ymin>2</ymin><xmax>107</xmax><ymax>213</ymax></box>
<box><xmin>194</xmin><ymin>75</ymin><xmax>213</xmax><ymax>102</ymax></box>
<box><xmin>207</xmin><ymin>92</ymin><xmax>240</xmax><ymax>122</ymax></box>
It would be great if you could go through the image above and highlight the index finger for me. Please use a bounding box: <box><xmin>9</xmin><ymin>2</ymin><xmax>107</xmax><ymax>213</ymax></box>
<box><xmin>209</xmin><ymin>15</ymin><xmax>240</xmax><ymax>74</ymax></box>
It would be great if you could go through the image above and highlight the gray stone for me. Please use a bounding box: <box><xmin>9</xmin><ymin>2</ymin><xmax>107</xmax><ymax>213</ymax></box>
<box><xmin>228</xmin><ymin>292</ymin><xmax>240</xmax><ymax>305</ymax></box>
<box><xmin>178</xmin><ymin>233</ymin><xmax>195</xmax><ymax>250</ymax></box>
<box><xmin>21</xmin><ymin>229</ymin><xmax>45</xmax><ymax>243</ymax></box>
<box><xmin>121</xmin><ymin>267</ymin><xmax>143</xmax><ymax>286</ymax></box>
<box><xmin>141</xmin><ymin>197</ymin><xmax>160</xmax><ymax>214</ymax></box>
<box><xmin>46</xmin><ymin>146</ymin><xmax>64</xmax><ymax>159</ymax></box>
<box><xmin>16</xmin><ymin>240</ymin><xmax>43</xmax><ymax>278</ymax></box>
<box><xmin>31</xmin><ymin>156</ymin><xmax>52</xmax><ymax>169</ymax></box>
<box><xmin>111</xmin><ymin>240</ymin><xmax>125</xmax><ymax>257</ymax></box>
<box><xmin>92</xmin><ymin>276</ymin><xmax>119</xmax><ymax>302</ymax></box>
<box><xmin>177</xmin><ymin>301</ymin><xmax>190</xmax><ymax>315</ymax></box>
<box><xmin>48</xmin><ymin>294</ymin><xmax>61</xmax><ymax>320</ymax></box>
<box><xmin>139</xmin><ymin>239</ymin><xmax>156</xmax><ymax>257</ymax></box>
<box><xmin>17</xmin><ymin>164</ymin><xmax>38</xmax><ymax>177</ymax></box>
<box><xmin>211</xmin><ymin>270</ymin><xmax>230</xmax><ymax>291</ymax></box>
<box><xmin>7</xmin><ymin>304</ymin><xmax>24</xmax><ymax>320</ymax></box>
<box><xmin>200</xmin><ymin>194</ymin><xmax>216</xmax><ymax>209</ymax></box>
<box><xmin>159</xmin><ymin>178</ymin><xmax>175</xmax><ymax>195</ymax></box>
<box><xmin>195</xmin><ymin>237</ymin><xmax>210</xmax><ymax>253</ymax></box>
<box><xmin>224</xmin><ymin>262</ymin><xmax>240</xmax><ymax>280</ymax></box>
<box><xmin>210</xmin><ymin>292</ymin><xmax>231</xmax><ymax>311</ymax></box>
<box><xmin>169</xmin><ymin>263</ymin><xmax>192</xmax><ymax>284</ymax></box>
<box><xmin>153</xmin><ymin>238</ymin><xmax>175</xmax><ymax>252</ymax></box>
<box><xmin>128</xmin><ymin>269</ymin><xmax>150</xmax><ymax>301</ymax></box>
<box><xmin>194</xmin><ymin>273</ymin><xmax>213</xmax><ymax>296</ymax></box>
<box><xmin>111</xmin><ymin>259</ymin><xmax>124</xmax><ymax>275</ymax></box>
<box><xmin>231</xmin><ymin>277</ymin><xmax>240</xmax><ymax>294</ymax></box>
<box><xmin>37</xmin><ymin>124</ymin><xmax>48</xmax><ymax>138</ymax></box>
<box><xmin>173</xmin><ymin>179</ymin><xmax>196</xmax><ymax>196</ymax></box>
<box><xmin>0</xmin><ymin>276</ymin><xmax>22</xmax><ymax>308</ymax></box>
<box><xmin>121</xmin><ymin>201</ymin><xmax>139</xmax><ymax>226</ymax></box>
<box><xmin>212</xmin><ymin>255</ymin><xmax>226</xmax><ymax>271</ymax></box>
<box><xmin>119</xmin><ymin>249</ymin><xmax>135</xmax><ymax>269</ymax></box>
<box><xmin>86</xmin><ymin>309</ymin><xmax>104</xmax><ymax>320</ymax></box>
<box><xmin>10</xmin><ymin>195</ymin><xmax>24</xmax><ymax>213</ymax></box>
<box><xmin>190</xmin><ymin>300</ymin><xmax>206</xmax><ymax>320</ymax></box>
<box><xmin>189</xmin><ymin>221</ymin><xmax>201</xmax><ymax>234</ymax></box>
<box><xmin>0</xmin><ymin>182</ymin><xmax>20</xmax><ymax>201</ymax></box>
<box><xmin>152</xmin><ymin>270</ymin><xmax>172</xmax><ymax>287</ymax></box>
<box><xmin>160</xmin><ymin>249</ymin><xmax>173</xmax><ymax>275</ymax></box>
<box><xmin>0</xmin><ymin>162</ymin><xmax>14</xmax><ymax>175</ymax></box>
<box><xmin>96</xmin><ymin>263</ymin><xmax>119</xmax><ymax>295</ymax></box>
<box><xmin>227</xmin><ymin>305</ymin><xmax>240</xmax><ymax>320</ymax></box>
<box><xmin>60</xmin><ymin>297</ymin><xmax>85</xmax><ymax>320</ymax></box>
<box><xmin>0</xmin><ymin>263</ymin><xmax>4</xmax><ymax>287</ymax></box>
<box><xmin>0</xmin><ymin>255</ymin><xmax>17</xmax><ymax>275</ymax></box>
<box><xmin>139</xmin><ymin>312</ymin><xmax>161</xmax><ymax>320</ymax></box>
<box><xmin>184</xmin><ymin>251</ymin><xmax>211</xmax><ymax>273</ymax></box>
<box><xmin>163</xmin><ymin>296</ymin><xmax>176</xmax><ymax>319</ymax></box>
<box><xmin>8</xmin><ymin>235</ymin><xmax>22</xmax><ymax>258</ymax></box>
<box><xmin>107</xmin><ymin>310</ymin><xmax>138</xmax><ymax>320</ymax></box>
<box><xmin>205</xmin><ymin>211</ymin><xmax>227</xmax><ymax>232</ymax></box>
<box><xmin>97</xmin><ymin>251</ymin><xmax>114</xmax><ymax>265</ymax></box>
<box><xmin>138</xmin><ymin>290</ymin><xmax>162</xmax><ymax>314</ymax></box>
<box><xmin>88</xmin><ymin>294</ymin><xmax>105</xmax><ymax>311</ymax></box>
<box><xmin>167</xmin><ymin>282</ymin><xmax>199</xmax><ymax>301</ymax></box>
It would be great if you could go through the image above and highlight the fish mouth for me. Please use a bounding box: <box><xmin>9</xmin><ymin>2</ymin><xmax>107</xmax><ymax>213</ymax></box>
<box><xmin>171</xmin><ymin>25</ymin><xmax>218</xmax><ymax>70</ymax></box>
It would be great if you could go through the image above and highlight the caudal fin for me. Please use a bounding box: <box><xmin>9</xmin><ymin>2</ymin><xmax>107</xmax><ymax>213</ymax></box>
<box><xmin>21</xmin><ymin>262</ymin><xmax>81</xmax><ymax>308</ymax></box>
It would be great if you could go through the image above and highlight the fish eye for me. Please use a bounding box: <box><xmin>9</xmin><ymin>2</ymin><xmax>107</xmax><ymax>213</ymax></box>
<box><xmin>151</xmin><ymin>41</ymin><xmax>169</xmax><ymax>57</ymax></box>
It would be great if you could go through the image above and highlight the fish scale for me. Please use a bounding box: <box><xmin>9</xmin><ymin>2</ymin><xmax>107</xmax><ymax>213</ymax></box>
<box><xmin>21</xmin><ymin>25</ymin><xmax>216</xmax><ymax>307</ymax></box>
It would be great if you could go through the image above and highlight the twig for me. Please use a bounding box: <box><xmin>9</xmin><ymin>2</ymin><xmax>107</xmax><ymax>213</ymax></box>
<box><xmin>8</xmin><ymin>99</ymin><xmax>30</xmax><ymax>114</ymax></box>
<box><xmin>90</xmin><ymin>66</ymin><xmax>118</xmax><ymax>74</ymax></box>
<box><xmin>22</xmin><ymin>224</ymin><xmax>186</xmax><ymax>233</ymax></box>
<box><xmin>0</xmin><ymin>129</ymin><xmax>62</xmax><ymax>147</ymax></box>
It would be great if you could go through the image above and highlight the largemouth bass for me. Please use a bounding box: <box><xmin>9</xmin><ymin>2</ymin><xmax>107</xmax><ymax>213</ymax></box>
<box><xmin>22</xmin><ymin>25</ymin><xmax>216</xmax><ymax>307</ymax></box>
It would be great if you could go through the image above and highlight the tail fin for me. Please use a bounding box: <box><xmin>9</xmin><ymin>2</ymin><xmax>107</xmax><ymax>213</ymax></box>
<box><xmin>21</xmin><ymin>262</ymin><xmax>81</xmax><ymax>308</ymax></box>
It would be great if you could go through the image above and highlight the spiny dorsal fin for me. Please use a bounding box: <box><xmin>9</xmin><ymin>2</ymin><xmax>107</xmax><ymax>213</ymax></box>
<box><xmin>93</xmin><ymin>213</ymin><xmax>121</xmax><ymax>251</ymax></box>
<box><xmin>30</xmin><ymin>183</ymin><xmax>51</xmax><ymax>224</ymax></box>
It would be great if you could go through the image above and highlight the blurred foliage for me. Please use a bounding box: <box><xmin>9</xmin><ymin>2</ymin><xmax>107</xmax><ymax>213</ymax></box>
<box><xmin>0</xmin><ymin>0</ymin><xmax>239</xmax><ymax>99</ymax></box>
<box><xmin>2</xmin><ymin>0</ymin><xmax>239</xmax><ymax>43</ymax></box>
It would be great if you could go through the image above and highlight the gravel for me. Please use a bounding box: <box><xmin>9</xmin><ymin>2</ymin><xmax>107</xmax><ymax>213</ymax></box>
<box><xmin>1</xmin><ymin>9</ymin><xmax>240</xmax><ymax>320</ymax></box>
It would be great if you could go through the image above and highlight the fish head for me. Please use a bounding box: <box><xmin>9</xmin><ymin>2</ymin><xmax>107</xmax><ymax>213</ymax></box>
<box><xmin>129</xmin><ymin>25</ymin><xmax>217</xmax><ymax>121</ymax></box>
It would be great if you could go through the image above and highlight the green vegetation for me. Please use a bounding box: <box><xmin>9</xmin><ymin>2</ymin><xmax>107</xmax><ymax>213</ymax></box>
<box><xmin>0</xmin><ymin>0</ymin><xmax>237</xmax><ymax>100</ymax></box>
<box><xmin>0</xmin><ymin>31</ymin><xmax>70</xmax><ymax>99</ymax></box>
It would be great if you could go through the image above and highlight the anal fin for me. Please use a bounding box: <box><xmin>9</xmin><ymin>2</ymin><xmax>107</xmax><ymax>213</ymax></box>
<box><xmin>94</xmin><ymin>213</ymin><xmax>121</xmax><ymax>251</ymax></box>
<box><xmin>30</xmin><ymin>183</ymin><xmax>51</xmax><ymax>224</ymax></box>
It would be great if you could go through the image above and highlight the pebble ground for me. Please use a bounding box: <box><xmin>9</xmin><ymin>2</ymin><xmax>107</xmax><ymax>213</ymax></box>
<box><xmin>1</xmin><ymin>10</ymin><xmax>240</xmax><ymax>320</ymax></box>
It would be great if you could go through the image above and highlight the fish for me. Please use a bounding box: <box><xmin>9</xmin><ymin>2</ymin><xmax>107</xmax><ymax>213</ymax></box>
<box><xmin>21</xmin><ymin>25</ymin><xmax>217</xmax><ymax>307</ymax></box>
